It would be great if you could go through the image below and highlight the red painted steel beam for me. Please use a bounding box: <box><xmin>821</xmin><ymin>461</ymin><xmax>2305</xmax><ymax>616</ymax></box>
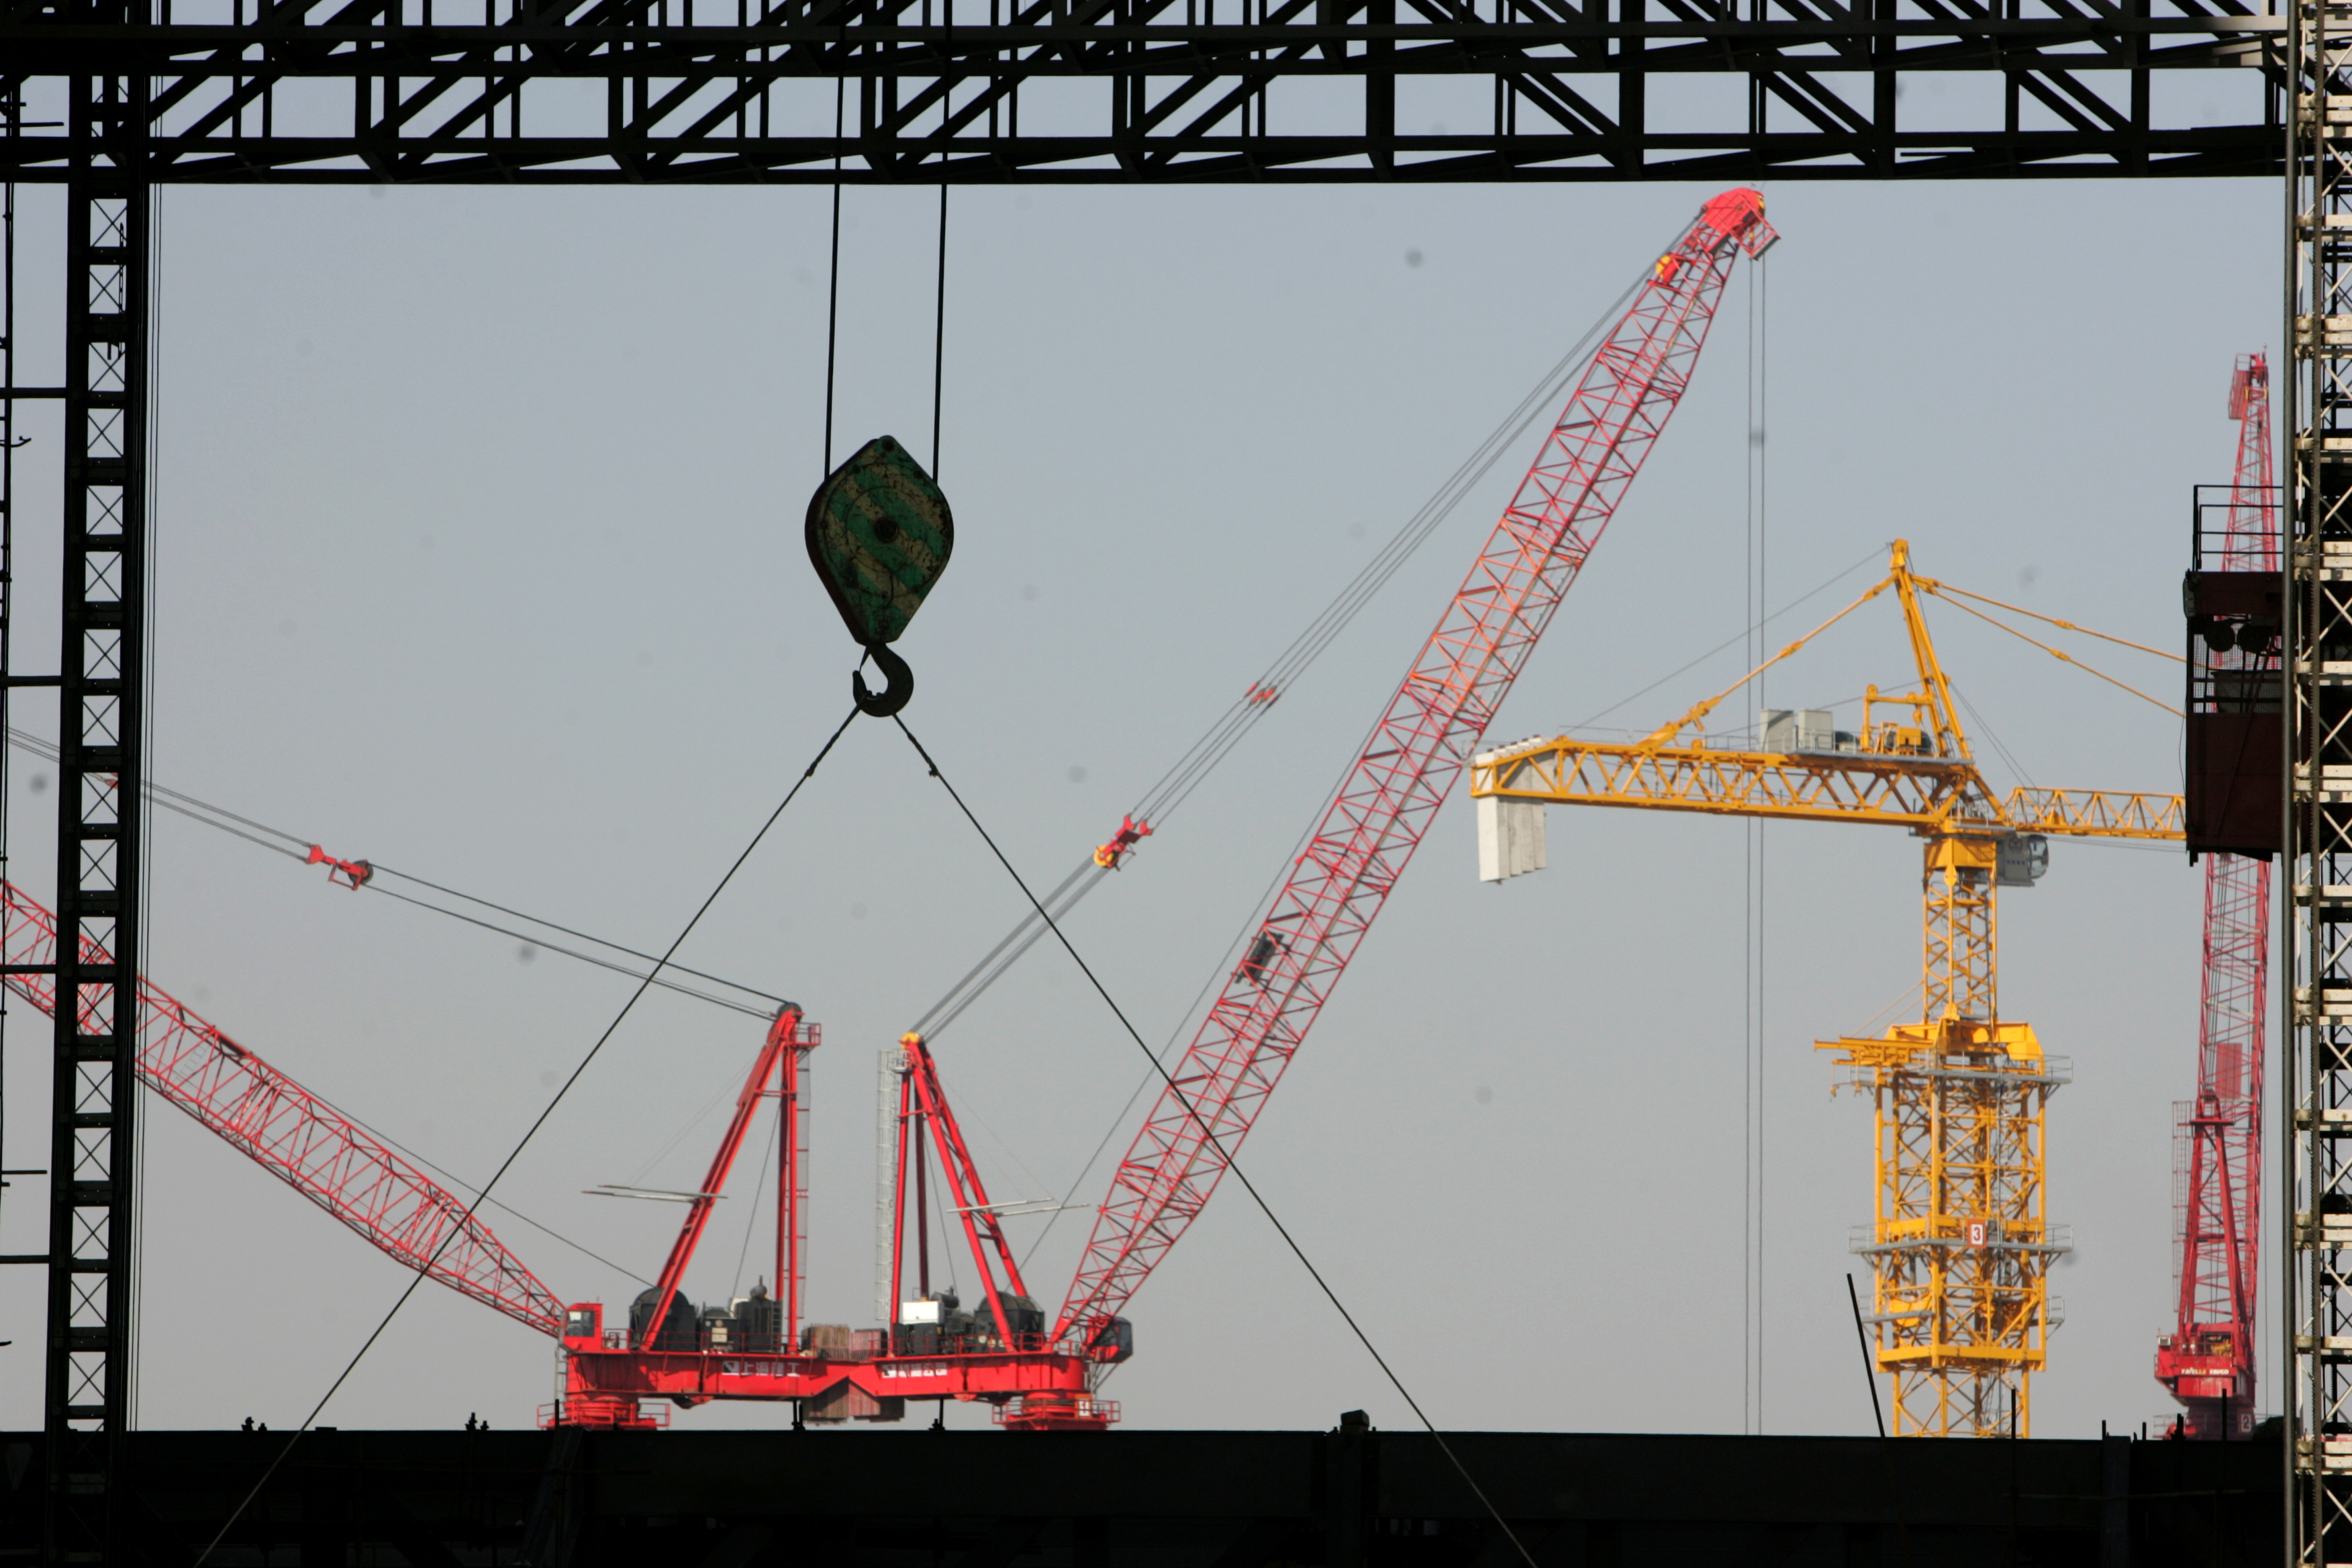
<box><xmin>1055</xmin><ymin>189</ymin><xmax>1779</xmax><ymax>1340</ymax></box>
<box><xmin>636</xmin><ymin>1007</ymin><xmax>811</xmax><ymax>1350</ymax></box>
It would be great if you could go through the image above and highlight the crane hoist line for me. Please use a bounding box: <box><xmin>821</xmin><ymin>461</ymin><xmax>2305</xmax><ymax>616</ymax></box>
<box><xmin>1471</xmin><ymin>540</ymin><xmax>2183</xmax><ymax>1439</ymax></box>
<box><xmin>0</xmin><ymin>189</ymin><xmax>1778</xmax><ymax>1434</ymax></box>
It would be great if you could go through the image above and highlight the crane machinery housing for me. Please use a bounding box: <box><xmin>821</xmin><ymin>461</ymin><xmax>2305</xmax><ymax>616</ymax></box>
<box><xmin>0</xmin><ymin>187</ymin><xmax>1779</xmax><ymax>1436</ymax></box>
<box><xmin>2160</xmin><ymin>352</ymin><xmax>2281</xmax><ymax>1439</ymax></box>
<box><xmin>1471</xmin><ymin>543</ymin><xmax>2183</xmax><ymax>1438</ymax></box>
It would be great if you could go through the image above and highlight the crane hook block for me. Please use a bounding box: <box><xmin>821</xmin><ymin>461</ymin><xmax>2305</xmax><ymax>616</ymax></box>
<box><xmin>805</xmin><ymin>435</ymin><xmax>953</xmax><ymax>716</ymax></box>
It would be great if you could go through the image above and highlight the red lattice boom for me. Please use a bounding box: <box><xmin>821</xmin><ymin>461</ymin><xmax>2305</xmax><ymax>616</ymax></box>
<box><xmin>1056</xmin><ymin>190</ymin><xmax>1780</xmax><ymax>1338</ymax></box>
<box><xmin>1</xmin><ymin>880</ymin><xmax>564</xmax><ymax>1336</ymax></box>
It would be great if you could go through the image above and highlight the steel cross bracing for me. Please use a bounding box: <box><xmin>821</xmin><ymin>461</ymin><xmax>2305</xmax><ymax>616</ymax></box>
<box><xmin>0</xmin><ymin>0</ymin><xmax>2291</xmax><ymax>185</ymax></box>
<box><xmin>30</xmin><ymin>88</ymin><xmax>154</xmax><ymax>1563</ymax></box>
<box><xmin>2291</xmin><ymin>1</ymin><xmax>2352</xmax><ymax>1550</ymax></box>
<box><xmin>1056</xmin><ymin>189</ymin><xmax>1777</xmax><ymax>1342</ymax></box>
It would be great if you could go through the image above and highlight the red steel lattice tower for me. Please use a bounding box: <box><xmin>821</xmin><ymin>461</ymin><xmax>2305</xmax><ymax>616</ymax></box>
<box><xmin>2157</xmin><ymin>353</ymin><xmax>2274</xmax><ymax>1438</ymax></box>
<box><xmin>1056</xmin><ymin>190</ymin><xmax>1780</xmax><ymax>1340</ymax></box>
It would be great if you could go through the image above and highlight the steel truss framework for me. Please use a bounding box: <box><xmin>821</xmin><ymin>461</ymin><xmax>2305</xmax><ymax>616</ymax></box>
<box><xmin>2295</xmin><ymin>0</ymin><xmax>2352</xmax><ymax>1554</ymax></box>
<box><xmin>0</xmin><ymin>0</ymin><xmax>2296</xmax><ymax>185</ymax></box>
<box><xmin>34</xmin><ymin>80</ymin><xmax>151</xmax><ymax>1563</ymax></box>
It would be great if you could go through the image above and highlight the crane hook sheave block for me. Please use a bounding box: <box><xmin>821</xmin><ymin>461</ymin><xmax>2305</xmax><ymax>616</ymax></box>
<box><xmin>805</xmin><ymin>435</ymin><xmax>954</xmax><ymax>650</ymax></box>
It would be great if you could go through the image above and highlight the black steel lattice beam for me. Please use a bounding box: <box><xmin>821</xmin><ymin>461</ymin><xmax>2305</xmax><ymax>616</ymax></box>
<box><xmin>0</xmin><ymin>0</ymin><xmax>2292</xmax><ymax>183</ymax></box>
<box><xmin>39</xmin><ymin>73</ymin><xmax>147</xmax><ymax>1568</ymax></box>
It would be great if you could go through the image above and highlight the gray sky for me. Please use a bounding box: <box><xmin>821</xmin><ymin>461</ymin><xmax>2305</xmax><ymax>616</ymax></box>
<box><xmin>0</xmin><ymin>171</ymin><xmax>2276</xmax><ymax>1440</ymax></box>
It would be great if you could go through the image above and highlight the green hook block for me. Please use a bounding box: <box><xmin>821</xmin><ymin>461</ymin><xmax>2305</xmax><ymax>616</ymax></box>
<box><xmin>804</xmin><ymin>436</ymin><xmax>954</xmax><ymax>650</ymax></box>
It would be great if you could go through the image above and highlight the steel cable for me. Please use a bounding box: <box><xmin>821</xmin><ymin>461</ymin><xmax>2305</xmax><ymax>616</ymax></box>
<box><xmin>909</xmin><ymin>256</ymin><xmax>1667</xmax><ymax>1043</ymax></box>
<box><xmin>191</xmin><ymin>703</ymin><xmax>861</xmax><ymax>1567</ymax></box>
<box><xmin>892</xmin><ymin>715</ymin><xmax>1540</xmax><ymax>1568</ymax></box>
<box><xmin>3</xmin><ymin>727</ymin><xmax>791</xmax><ymax>1016</ymax></box>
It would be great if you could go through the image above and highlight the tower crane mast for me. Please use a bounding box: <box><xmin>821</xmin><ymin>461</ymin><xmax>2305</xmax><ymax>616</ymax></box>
<box><xmin>2156</xmin><ymin>353</ymin><xmax>2276</xmax><ymax>1439</ymax></box>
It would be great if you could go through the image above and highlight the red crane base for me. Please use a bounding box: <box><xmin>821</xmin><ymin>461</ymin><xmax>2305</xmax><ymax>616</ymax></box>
<box><xmin>2154</xmin><ymin>1330</ymin><xmax>2255</xmax><ymax>1438</ymax></box>
<box><xmin>550</xmin><ymin>1307</ymin><xmax>1108</xmax><ymax>1432</ymax></box>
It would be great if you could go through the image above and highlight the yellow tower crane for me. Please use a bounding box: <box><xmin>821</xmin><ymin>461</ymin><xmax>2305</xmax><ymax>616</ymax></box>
<box><xmin>1471</xmin><ymin>540</ymin><xmax>2183</xmax><ymax>1438</ymax></box>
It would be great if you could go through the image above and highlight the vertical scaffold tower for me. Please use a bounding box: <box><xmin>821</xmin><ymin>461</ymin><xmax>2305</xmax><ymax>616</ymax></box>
<box><xmin>2292</xmin><ymin>13</ymin><xmax>2352</xmax><ymax>1554</ymax></box>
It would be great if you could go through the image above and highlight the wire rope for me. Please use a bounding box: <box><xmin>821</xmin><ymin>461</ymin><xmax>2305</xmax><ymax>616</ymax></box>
<box><xmin>908</xmin><ymin>243</ymin><xmax>1677</xmax><ymax>1043</ymax></box>
<box><xmin>728</xmin><ymin>1122</ymin><xmax>778</xmax><ymax>1303</ymax></box>
<box><xmin>933</xmin><ymin>181</ymin><xmax>948</xmax><ymax>477</ymax></box>
<box><xmin>3</xmin><ymin>728</ymin><xmax>792</xmax><ymax>1016</ymax></box>
<box><xmin>1564</xmin><ymin>544</ymin><xmax>1883</xmax><ymax>733</ymax></box>
<box><xmin>191</xmin><ymin>704</ymin><xmax>861</xmax><ymax>1567</ymax></box>
<box><xmin>0</xmin><ymin>730</ymin><xmax>663</xmax><ymax>1289</ymax></box>
<box><xmin>1926</xmin><ymin>591</ymin><xmax>2183</xmax><ymax>716</ymax></box>
<box><xmin>889</xmin><ymin>714</ymin><xmax>1538</xmax><ymax>1567</ymax></box>
<box><xmin>823</xmin><ymin>74</ymin><xmax>844</xmax><ymax>477</ymax></box>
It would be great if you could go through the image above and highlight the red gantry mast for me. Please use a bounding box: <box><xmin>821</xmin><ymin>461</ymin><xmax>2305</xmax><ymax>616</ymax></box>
<box><xmin>1057</xmin><ymin>190</ymin><xmax>1781</xmax><ymax>1340</ymax></box>
<box><xmin>2157</xmin><ymin>353</ymin><xmax>2275</xmax><ymax>1439</ymax></box>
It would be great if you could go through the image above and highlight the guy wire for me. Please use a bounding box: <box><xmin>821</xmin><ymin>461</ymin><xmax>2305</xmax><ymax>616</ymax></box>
<box><xmin>890</xmin><ymin>715</ymin><xmax>1540</xmax><ymax>1568</ymax></box>
<box><xmin>193</xmin><ymin>705</ymin><xmax>863</xmax><ymax>1567</ymax></box>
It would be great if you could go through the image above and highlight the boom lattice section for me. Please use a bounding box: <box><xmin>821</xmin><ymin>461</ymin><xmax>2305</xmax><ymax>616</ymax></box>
<box><xmin>1055</xmin><ymin>189</ymin><xmax>1778</xmax><ymax>1338</ymax></box>
<box><xmin>0</xmin><ymin>880</ymin><xmax>565</xmax><ymax>1336</ymax></box>
<box><xmin>2159</xmin><ymin>354</ymin><xmax>2273</xmax><ymax>1440</ymax></box>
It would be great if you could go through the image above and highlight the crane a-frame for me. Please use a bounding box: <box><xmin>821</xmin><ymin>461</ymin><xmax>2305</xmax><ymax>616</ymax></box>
<box><xmin>1471</xmin><ymin>542</ymin><xmax>2183</xmax><ymax>1438</ymax></box>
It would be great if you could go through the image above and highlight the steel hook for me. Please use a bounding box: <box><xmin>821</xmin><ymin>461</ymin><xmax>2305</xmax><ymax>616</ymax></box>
<box><xmin>853</xmin><ymin>644</ymin><xmax>914</xmax><ymax>718</ymax></box>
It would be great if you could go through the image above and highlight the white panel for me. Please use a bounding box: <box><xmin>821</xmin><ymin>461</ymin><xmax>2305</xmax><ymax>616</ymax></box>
<box><xmin>1477</xmin><ymin>795</ymin><xmax>1547</xmax><ymax>882</ymax></box>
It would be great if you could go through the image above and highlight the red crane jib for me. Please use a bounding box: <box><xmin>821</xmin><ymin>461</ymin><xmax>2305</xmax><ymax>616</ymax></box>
<box><xmin>1053</xmin><ymin>189</ymin><xmax>1779</xmax><ymax>1340</ymax></box>
<box><xmin>0</xmin><ymin>879</ymin><xmax>566</xmax><ymax>1336</ymax></box>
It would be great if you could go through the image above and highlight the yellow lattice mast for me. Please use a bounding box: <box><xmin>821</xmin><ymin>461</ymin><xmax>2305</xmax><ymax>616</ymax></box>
<box><xmin>1471</xmin><ymin>540</ymin><xmax>2182</xmax><ymax>1437</ymax></box>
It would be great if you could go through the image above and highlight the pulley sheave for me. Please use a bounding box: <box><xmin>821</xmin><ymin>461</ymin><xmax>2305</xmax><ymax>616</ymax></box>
<box><xmin>804</xmin><ymin>436</ymin><xmax>954</xmax><ymax>716</ymax></box>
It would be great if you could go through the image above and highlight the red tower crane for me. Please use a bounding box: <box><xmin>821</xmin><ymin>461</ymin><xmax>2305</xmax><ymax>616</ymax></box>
<box><xmin>8</xmin><ymin>189</ymin><xmax>1779</xmax><ymax>1432</ymax></box>
<box><xmin>2157</xmin><ymin>353</ymin><xmax>2275</xmax><ymax>1439</ymax></box>
<box><xmin>1057</xmin><ymin>189</ymin><xmax>1779</xmax><ymax>1340</ymax></box>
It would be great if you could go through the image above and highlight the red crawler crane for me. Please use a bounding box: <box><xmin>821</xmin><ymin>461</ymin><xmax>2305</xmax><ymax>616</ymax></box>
<box><xmin>1057</xmin><ymin>189</ymin><xmax>1779</xmax><ymax>1340</ymax></box>
<box><xmin>12</xmin><ymin>189</ymin><xmax>1777</xmax><ymax>1432</ymax></box>
<box><xmin>2157</xmin><ymin>353</ymin><xmax>2275</xmax><ymax>1439</ymax></box>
